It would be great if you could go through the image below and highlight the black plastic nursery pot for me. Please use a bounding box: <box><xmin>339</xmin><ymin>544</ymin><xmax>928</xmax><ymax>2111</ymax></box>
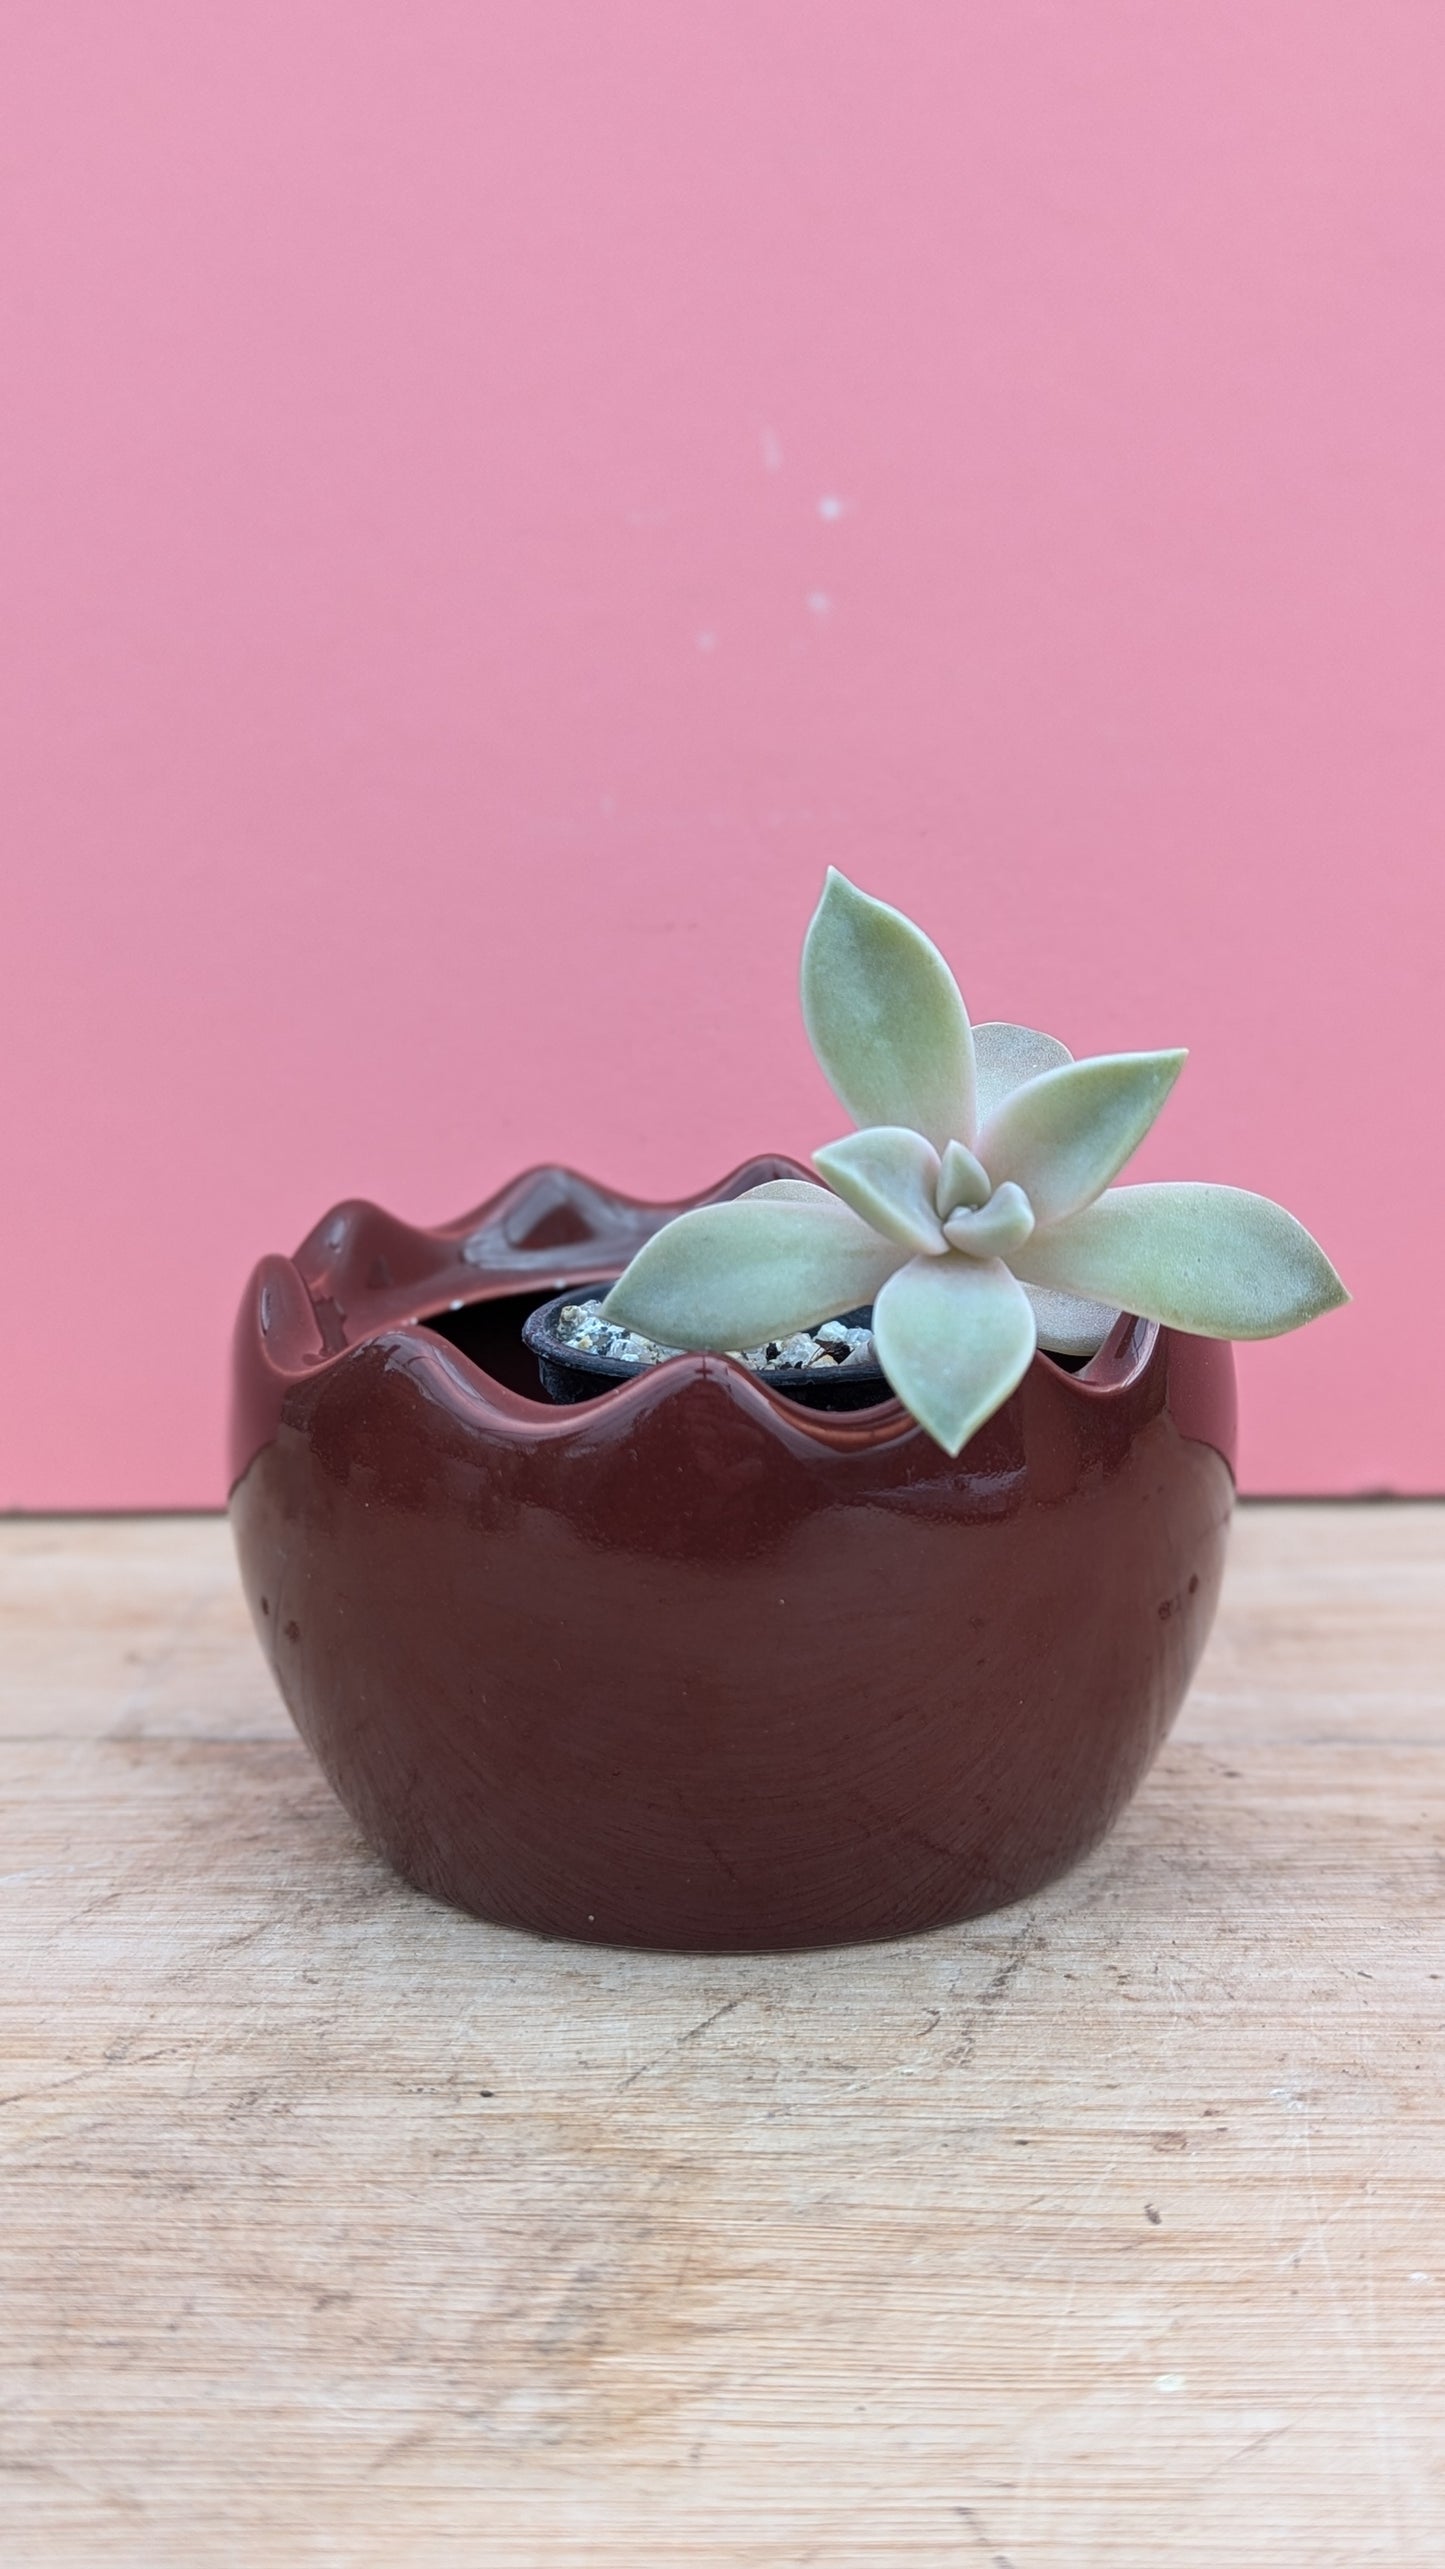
<box><xmin>521</xmin><ymin>1285</ymin><xmax>890</xmax><ymax>1411</ymax></box>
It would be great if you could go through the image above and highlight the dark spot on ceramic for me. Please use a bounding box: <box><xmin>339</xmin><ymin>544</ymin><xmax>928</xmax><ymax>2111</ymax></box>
<box><xmin>229</xmin><ymin>1158</ymin><xmax>1236</xmax><ymax>1952</ymax></box>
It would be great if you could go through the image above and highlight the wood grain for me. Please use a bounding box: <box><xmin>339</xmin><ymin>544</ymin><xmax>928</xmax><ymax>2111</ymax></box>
<box><xmin>2</xmin><ymin>1506</ymin><xmax>1442</xmax><ymax>2566</ymax></box>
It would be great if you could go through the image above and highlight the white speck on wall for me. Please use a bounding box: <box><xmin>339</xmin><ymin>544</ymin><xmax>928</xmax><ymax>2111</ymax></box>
<box><xmin>817</xmin><ymin>495</ymin><xmax>851</xmax><ymax>520</ymax></box>
<box><xmin>1155</xmin><ymin>2375</ymin><xmax>1185</xmax><ymax>2394</ymax></box>
<box><xmin>761</xmin><ymin>426</ymin><xmax>783</xmax><ymax>471</ymax></box>
<box><xmin>806</xmin><ymin>590</ymin><xmax>832</xmax><ymax>615</ymax></box>
<box><xmin>695</xmin><ymin>629</ymin><xmax>717</xmax><ymax>651</ymax></box>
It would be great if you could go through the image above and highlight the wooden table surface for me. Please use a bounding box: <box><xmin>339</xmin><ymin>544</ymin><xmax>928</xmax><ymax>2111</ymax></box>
<box><xmin>2</xmin><ymin>1505</ymin><xmax>1442</xmax><ymax>2566</ymax></box>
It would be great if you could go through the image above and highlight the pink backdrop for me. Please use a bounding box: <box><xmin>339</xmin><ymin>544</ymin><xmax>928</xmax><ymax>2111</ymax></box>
<box><xmin>4</xmin><ymin>4</ymin><xmax>1441</xmax><ymax>1505</ymax></box>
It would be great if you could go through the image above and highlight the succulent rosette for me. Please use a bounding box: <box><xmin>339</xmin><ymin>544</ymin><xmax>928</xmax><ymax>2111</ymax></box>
<box><xmin>604</xmin><ymin>871</ymin><xmax>1347</xmax><ymax>1454</ymax></box>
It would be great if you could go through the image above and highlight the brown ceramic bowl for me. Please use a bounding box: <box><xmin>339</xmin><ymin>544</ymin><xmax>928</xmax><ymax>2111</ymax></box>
<box><xmin>229</xmin><ymin>1159</ymin><xmax>1236</xmax><ymax>1952</ymax></box>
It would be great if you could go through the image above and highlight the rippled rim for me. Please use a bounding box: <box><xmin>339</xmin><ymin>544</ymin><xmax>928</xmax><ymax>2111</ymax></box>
<box><xmin>233</xmin><ymin>1160</ymin><xmax>1172</xmax><ymax>1475</ymax></box>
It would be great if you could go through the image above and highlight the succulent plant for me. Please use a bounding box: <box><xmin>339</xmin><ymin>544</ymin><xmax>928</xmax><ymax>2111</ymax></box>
<box><xmin>604</xmin><ymin>872</ymin><xmax>1347</xmax><ymax>1454</ymax></box>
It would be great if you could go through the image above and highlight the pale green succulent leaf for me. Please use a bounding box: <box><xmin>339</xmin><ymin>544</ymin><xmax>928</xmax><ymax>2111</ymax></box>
<box><xmin>872</xmin><ymin>1254</ymin><xmax>1038</xmax><ymax>1456</ymax></box>
<box><xmin>942</xmin><ymin>1180</ymin><xmax>1036</xmax><ymax>1261</ymax></box>
<box><xmin>1012</xmin><ymin>1183</ymin><xmax>1350</xmax><ymax>1340</ymax></box>
<box><xmin>739</xmin><ymin>1178</ymin><xmax>831</xmax><ymax>1202</ymax></box>
<box><xmin>973</xmin><ymin>1021</ymin><xmax>1073</xmax><ymax>1126</ymax></box>
<box><xmin>936</xmin><ymin>1138</ymin><xmax>992</xmax><ymax>1219</ymax></box>
<box><xmin>813</xmin><ymin>1126</ymin><xmax>946</xmax><ymax>1256</ymax></box>
<box><xmin>603</xmin><ymin>1195</ymin><xmax>906</xmax><ymax>1352</ymax></box>
<box><xmin>801</xmin><ymin>869</ymin><xmax>977</xmax><ymax>1151</ymax></box>
<box><xmin>978</xmin><ymin>1049</ymin><xmax>1187</xmax><ymax>1226</ymax></box>
<box><xmin>1023</xmin><ymin>1284</ymin><xmax>1121</xmax><ymax>1360</ymax></box>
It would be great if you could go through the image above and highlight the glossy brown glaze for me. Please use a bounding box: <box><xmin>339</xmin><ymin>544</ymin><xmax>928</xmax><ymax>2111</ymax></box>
<box><xmin>229</xmin><ymin>1162</ymin><xmax>1236</xmax><ymax>1951</ymax></box>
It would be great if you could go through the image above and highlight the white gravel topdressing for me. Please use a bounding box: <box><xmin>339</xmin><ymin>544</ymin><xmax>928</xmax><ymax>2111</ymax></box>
<box><xmin>552</xmin><ymin>1300</ymin><xmax>878</xmax><ymax>1376</ymax></box>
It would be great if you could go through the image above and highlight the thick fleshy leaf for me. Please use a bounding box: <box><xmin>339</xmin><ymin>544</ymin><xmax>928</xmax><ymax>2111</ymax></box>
<box><xmin>1013</xmin><ymin>1284</ymin><xmax>1115</xmax><ymax>1366</ymax></box>
<box><xmin>603</xmin><ymin>1194</ymin><xmax>906</xmax><ymax>1351</ymax></box>
<box><xmin>801</xmin><ymin>869</ymin><xmax>977</xmax><ymax>1150</ymax></box>
<box><xmin>942</xmin><ymin>1180</ymin><xmax>1036</xmax><ymax>1261</ymax></box>
<box><xmin>1023</xmin><ymin>1284</ymin><xmax>1120</xmax><ymax>1360</ymax></box>
<box><xmin>813</xmin><ymin>1126</ymin><xmax>946</xmax><ymax>1256</ymax></box>
<box><xmin>1012</xmin><ymin>1184</ymin><xmax>1350</xmax><ymax>1340</ymax></box>
<box><xmin>872</xmin><ymin>1254</ymin><xmax>1038</xmax><ymax>1456</ymax></box>
<box><xmin>935</xmin><ymin>1138</ymin><xmax>991</xmax><ymax>1218</ymax></box>
<box><xmin>973</xmin><ymin>1021</ymin><xmax>1072</xmax><ymax>1125</ymax></box>
<box><xmin>740</xmin><ymin>1178</ymin><xmax>831</xmax><ymax>1202</ymax></box>
<box><xmin>978</xmin><ymin>1050</ymin><xmax>1186</xmax><ymax>1226</ymax></box>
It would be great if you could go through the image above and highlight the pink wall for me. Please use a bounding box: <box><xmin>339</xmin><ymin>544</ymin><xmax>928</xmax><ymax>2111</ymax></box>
<box><xmin>3</xmin><ymin>4</ymin><xmax>1441</xmax><ymax>1505</ymax></box>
